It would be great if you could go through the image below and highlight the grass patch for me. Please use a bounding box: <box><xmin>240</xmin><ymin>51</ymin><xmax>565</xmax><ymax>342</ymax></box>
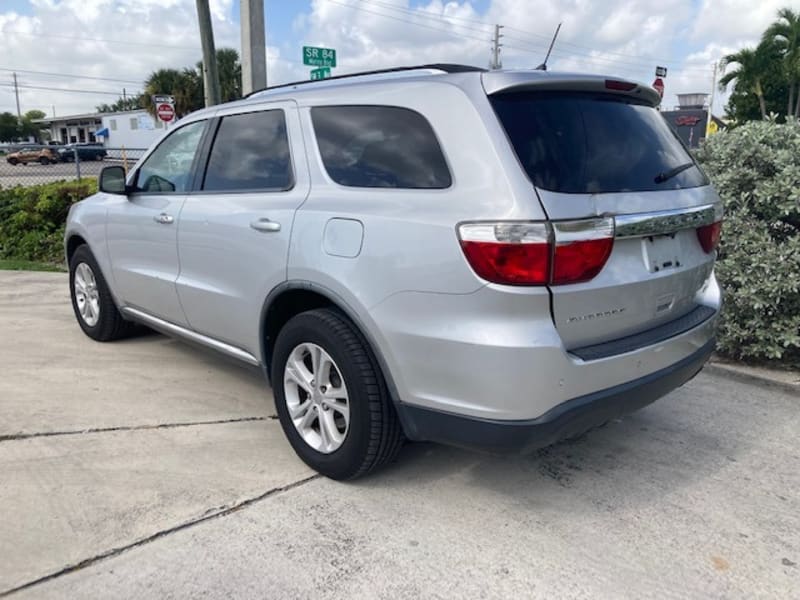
<box><xmin>0</xmin><ymin>259</ymin><xmax>64</xmax><ymax>272</ymax></box>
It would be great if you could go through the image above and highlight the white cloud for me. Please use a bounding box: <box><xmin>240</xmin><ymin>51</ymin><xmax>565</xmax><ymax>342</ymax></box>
<box><xmin>0</xmin><ymin>0</ymin><xmax>238</xmax><ymax>116</ymax></box>
<box><xmin>0</xmin><ymin>0</ymin><xmax>789</xmax><ymax>117</ymax></box>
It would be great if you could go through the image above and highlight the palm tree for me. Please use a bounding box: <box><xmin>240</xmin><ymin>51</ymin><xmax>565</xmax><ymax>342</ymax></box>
<box><xmin>142</xmin><ymin>68</ymin><xmax>202</xmax><ymax>118</ymax></box>
<box><xmin>719</xmin><ymin>43</ymin><xmax>775</xmax><ymax>119</ymax></box>
<box><xmin>196</xmin><ymin>47</ymin><xmax>242</xmax><ymax>103</ymax></box>
<box><xmin>763</xmin><ymin>7</ymin><xmax>800</xmax><ymax>117</ymax></box>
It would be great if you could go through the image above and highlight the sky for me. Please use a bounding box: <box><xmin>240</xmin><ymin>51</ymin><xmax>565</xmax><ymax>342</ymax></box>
<box><xmin>0</xmin><ymin>0</ymin><xmax>795</xmax><ymax>118</ymax></box>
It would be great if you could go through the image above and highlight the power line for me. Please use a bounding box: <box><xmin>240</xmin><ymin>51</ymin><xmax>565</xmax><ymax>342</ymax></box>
<box><xmin>325</xmin><ymin>0</ymin><xmax>710</xmax><ymax>76</ymax></box>
<box><xmin>2</xmin><ymin>29</ymin><xmax>199</xmax><ymax>51</ymax></box>
<box><xmin>0</xmin><ymin>83</ymin><xmax>141</xmax><ymax>97</ymax></box>
<box><xmin>353</xmin><ymin>0</ymin><xmax>700</xmax><ymax>70</ymax></box>
<box><xmin>322</xmin><ymin>0</ymin><xmax>490</xmax><ymax>44</ymax></box>
<box><xmin>0</xmin><ymin>67</ymin><xmax>142</xmax><ymax>85</ymax></box>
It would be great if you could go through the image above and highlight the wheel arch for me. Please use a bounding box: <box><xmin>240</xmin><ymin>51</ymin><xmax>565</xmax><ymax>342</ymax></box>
<box><xmin>65</xmin><ymin>233</ymin><xmax>88</xmax><ymax>264</ymax></box>
<box><xmin>260</xmin><ymin>282</ymin><xmax>403</xmax><ymax>408</ymax></box>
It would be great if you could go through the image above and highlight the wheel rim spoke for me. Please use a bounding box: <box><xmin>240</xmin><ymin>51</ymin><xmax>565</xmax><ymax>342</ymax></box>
<box><xmin>285</xmin><ymin>356</ymin><xmax>313</xmax><ymax>394</ymax></box>
<box><xmin>283</xmin><ymin>342</ymin><xmax>350</xmax><ymax>454</ymax></box>
<box><xmin>73</xmin><ymin>263</ymin><xmax>100</xmax><ymax>327</ymax></box>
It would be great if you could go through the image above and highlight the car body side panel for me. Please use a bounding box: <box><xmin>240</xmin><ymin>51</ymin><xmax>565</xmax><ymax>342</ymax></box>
<box><xmin>176</xmin><ymin>100</ymin><xmax>311</xmax><ymax>358</ymax></box>
<box><xmin>288</xmin><ymin>80</ymin><xmax>545</xmax><ymax>308</ymax></box>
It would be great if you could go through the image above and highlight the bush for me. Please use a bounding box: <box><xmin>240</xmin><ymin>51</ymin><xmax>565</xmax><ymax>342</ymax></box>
<box><xmin>695</xmin><ymin>117</ymin><xmax>800</xmax><ymax>363</ymax></box>
<box><xmin>0</xmin><ymin>179</ymin><xmax>97</xmax><ymax>265</ymax></box>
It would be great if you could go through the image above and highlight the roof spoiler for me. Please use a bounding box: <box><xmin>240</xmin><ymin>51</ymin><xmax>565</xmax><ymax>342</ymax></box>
<box><xmin>482</xmin><ymin>71</ymin><xmax>661</xmax><ymax>107</ymax></box>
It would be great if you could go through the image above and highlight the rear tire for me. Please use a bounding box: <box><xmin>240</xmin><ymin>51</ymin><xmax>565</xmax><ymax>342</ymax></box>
<box><xmin>69</xmin><ymin>245</ymin><xmax>132</xmax><ymax>341</ymax></box>
<box><xmin>8</xmin><ymin>158</ymin><xmax>18</xmax><ymax>165</ymax></box>
<box><xmin>39</xmin><ymin>156</ymin><xmax>49</xmax><ymax>165</ymax></box>
<box><xmin>271</xmin><ymin>309</ymin><xmax>404</xmax><ymax>480</ymax></box>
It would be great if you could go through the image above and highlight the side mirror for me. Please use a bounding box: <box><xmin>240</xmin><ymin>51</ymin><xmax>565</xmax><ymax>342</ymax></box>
<box><xmin>99</xmin><ymin>165</ymin><xmax>128</xmax><ymax>194</ymax></box>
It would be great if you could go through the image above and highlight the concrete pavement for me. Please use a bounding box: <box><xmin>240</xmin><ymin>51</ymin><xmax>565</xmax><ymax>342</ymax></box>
<box><xmin>0</xmin><ymin>271</ymin><xmax>798</xmax><ymax>598</ymax></box>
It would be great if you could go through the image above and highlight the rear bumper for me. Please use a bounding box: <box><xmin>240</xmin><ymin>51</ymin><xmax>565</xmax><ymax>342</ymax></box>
<box><xmin>396</xmin><ymin>338</ymin><xmax>714</xmax><ymax>453</ymax></box>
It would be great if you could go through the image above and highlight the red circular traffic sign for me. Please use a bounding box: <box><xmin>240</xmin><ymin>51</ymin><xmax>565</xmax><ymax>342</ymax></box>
<box><xmin>157</xmin><ymin>103</ymin><xmax>175</xmax><ymax>122</ymax></box>
<box><xmin>652</xmin><ymin>77</ymin><xmax>665</xmax><ymax>98</ymax></box>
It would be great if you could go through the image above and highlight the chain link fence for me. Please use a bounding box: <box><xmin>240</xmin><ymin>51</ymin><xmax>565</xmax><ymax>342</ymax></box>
<box><xmin>0</xmin><ymin>147</ymin><xmax>147</xmax><ymax>189</ymax></box>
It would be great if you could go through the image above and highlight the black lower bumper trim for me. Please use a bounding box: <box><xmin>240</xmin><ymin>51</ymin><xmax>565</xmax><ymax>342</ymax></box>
<box><xmin>396</xmin><ymin>339</ymin><xmax>715</xmax><ymax>453</ymax></box>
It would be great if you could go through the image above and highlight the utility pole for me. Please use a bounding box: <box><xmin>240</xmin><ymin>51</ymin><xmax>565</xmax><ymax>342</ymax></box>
<box><xmin>241</xmin><ymin>0</ymin><xmax>267</xmax><ymax>94</ymax></box>
<box><xmin>706</xmin><ymin>61</ymin><xmax>718</xmax><ymax>135</ymax></box>
<box><xmin>196</xmin><ymin>0</ymin><xmax>221</xmax><ymax>107</ymax></box>
<box><xmin>123</xmin><ymin>88</ymin><xmax>127</xmax><ymax>104</ymax></box>
<box><xmin>490</xmin><ymin>24</ymin><xmax>503</xmax><ymax>70</ymax></box>
<box><xmin>13</xmin><ymin>72</ymin><xmax>21</xmax><ymax>118</ymax></box>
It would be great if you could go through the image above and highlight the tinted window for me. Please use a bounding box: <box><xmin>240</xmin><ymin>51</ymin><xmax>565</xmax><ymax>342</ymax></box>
<box><xmin>135</xmin><ymin>120</ymin><xmax>206</xmax><ymax>193</ymax></box>
<box><xmin>203</xmin><ymin>110</ymin><xmax>293</xmax><ymax>191</ymax></box>
<box><xmin>491</xmin><ymin>92</ymin><xmax>708</xmax><ymax>193</ymax></box>
<box><xmin>311</xmin><ymin>106</ymin><xmax>451</xmax><ymax>189</ymax></box>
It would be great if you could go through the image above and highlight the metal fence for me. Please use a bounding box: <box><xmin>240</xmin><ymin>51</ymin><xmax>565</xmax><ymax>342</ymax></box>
<box><xmin>0</xmin><ymin>147</ymin><xmax>147</xmax><ymax>189</ymax></box>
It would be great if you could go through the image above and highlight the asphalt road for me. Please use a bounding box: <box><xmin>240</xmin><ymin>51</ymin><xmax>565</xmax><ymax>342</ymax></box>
<box><xmin>0</xmin><ymin>271</ymin><xmax>798</xmax><ymax>598</ymax></box>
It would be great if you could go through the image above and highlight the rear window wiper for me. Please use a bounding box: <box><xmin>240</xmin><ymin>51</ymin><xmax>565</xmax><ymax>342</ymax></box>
<box><xmin>654</xmin><ymin>162</ymin><xmax>696</xmax><ymax>184</ymax></box>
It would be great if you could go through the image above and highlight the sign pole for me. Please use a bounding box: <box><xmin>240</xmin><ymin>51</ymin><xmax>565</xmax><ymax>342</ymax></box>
<box><xmin>706</xmin><ymin>61</ymin><xmax>718</xmax><ymax>138</ymax></box>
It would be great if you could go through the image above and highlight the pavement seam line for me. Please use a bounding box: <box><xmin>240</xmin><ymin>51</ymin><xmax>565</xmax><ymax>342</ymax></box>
<box><xmin>0</xmin><ymin>474</ymin><xmax>322</xmax><ymax>598</ymax></box>
<box><xmin>0</xmin><ymin>416</ymin><xmax>276</xmax><ymax>442</ymax></box>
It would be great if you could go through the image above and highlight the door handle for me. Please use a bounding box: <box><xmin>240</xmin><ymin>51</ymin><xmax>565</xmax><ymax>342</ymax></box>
<box><xmin>250</xmin><ymin>218</ymin><xmax>281</xmax><ymax>233</ymax></box>
<box><xmin>154</xmin><ymin>213</ymin><xmax>174</xmax><ymax>225</ymax></box>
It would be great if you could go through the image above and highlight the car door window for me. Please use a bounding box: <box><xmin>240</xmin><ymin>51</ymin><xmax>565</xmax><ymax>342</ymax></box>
<box><xmin>311</xmin><ymin>105</ymin><xmax>451</xmax><ymax>189</ymax></box>
<box><xmin>202</xmin><ymin>110</ymin><xmax>293</xmax><ymax>192</ymax></box>
<box><xmin>134</xmin><ymin>120</ymin><xmax>206</xmax><ymax>193</ymax></box>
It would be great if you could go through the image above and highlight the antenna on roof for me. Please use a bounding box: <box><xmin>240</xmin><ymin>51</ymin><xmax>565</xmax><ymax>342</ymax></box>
<box><xmin>535</xmin><ymin>22</ymin><xmax>562</xmax><ymax>71</ymax></box>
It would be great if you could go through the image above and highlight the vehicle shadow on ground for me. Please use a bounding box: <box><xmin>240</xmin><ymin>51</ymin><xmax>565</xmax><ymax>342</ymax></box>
<box><xmin>356</xmin><ymin>377</ymin><xmax>757</xmax><ymax>510</ymax></box>
<box><xmin>106</xmin><ymin>330</ymin><xmax>757</xmax><ymax>508</ymax></box>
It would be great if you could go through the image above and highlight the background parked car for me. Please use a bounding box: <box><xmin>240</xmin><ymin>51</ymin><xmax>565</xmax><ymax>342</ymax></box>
<box><xmin>58</xmin><ymin>144</ymin><xmax>107</xmax><ymax>162</ymax></box>
<box><xmin>5</xmin><ymin>146</ymin><xmax>59</xmax><ymax>165</ymax></box>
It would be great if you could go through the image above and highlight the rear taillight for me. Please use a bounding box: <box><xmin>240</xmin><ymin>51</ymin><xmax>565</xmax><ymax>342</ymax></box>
<box><xmin>459</xmin><ymin>222</ymin><xmax>550</xmax><ymax>285</ymax></box>
<box><xmin>552</xmin><ymin>218</ymin><xmax>615</xmax><ymax>284</ymax></box>
<box><xmin>458</xmin><ymin>218</ymin><xmax>614</xmax><ymax>286</ymax></box>
<box><xmin>697</xmin><ymin>221</ymin><xmax>722</xmax><ymax>253</ymax></box>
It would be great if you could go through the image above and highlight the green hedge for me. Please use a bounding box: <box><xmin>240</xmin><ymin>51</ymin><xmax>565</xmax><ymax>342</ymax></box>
<box><xmin>0</xmin><ymin>179</ymin><xmax>97</xmax><ymax>265</ymax></box>
<box><xmin>695</xmin><ymin>118</ymin><xmax>800</xmax><ymax>363</ymax></box>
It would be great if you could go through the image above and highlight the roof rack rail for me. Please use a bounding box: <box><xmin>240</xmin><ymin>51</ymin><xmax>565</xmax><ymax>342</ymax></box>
<box><xmin>246</xmin><ymin>63</ymin><xmax>486</xmax><ymax>98</ymax></box>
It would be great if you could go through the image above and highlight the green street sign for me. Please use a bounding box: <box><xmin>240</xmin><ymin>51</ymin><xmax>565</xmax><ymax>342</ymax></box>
<box><xmin>303</xmin><ymin>46</ymin><xmax>337</xmax><ymax>67</ymax></box>
<box><xmin>310</xmin><ymin>67</ymin><xmax>331</xmax><ymax>81</ymax></box>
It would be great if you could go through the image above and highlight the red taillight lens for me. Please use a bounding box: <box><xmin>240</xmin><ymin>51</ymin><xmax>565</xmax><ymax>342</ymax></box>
<box><xmin>697</xmin><ymin>221</ymin><xmax>722</xmax><ymax>253</ymax></box>
<box><xmin>458</xmin><ymin>218</ymin><xmax>614</xmax><ymax>286</ymax></box>
<box><xmin>552</xmin><ymin>218</ymin><xmax>615</xmax><ymax>284</ymax></box>
<box><xmin>459</xmin><ymin>223</ymin><xmax>550</xmax><ymax>285</ymax></box>
<box><xmin>552</xmin><ymin>238</ymin><xmax>614</xmax><ymax>284</ymax></box>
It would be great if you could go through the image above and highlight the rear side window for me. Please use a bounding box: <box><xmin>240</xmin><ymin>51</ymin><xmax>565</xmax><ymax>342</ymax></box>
<box><xmin>203</xmin><ymin>110</ymin><xmax>292</xmax><ymax>192</ymax></box>
<box><xmin>491</xmin><ymin>92</ymin><xmax>708</xmax><ymax>193</ymax></box>
<box><xmin>311</xmin><ymin>106</ymin><xmax>451</xmax><ymax>189</ymax></box>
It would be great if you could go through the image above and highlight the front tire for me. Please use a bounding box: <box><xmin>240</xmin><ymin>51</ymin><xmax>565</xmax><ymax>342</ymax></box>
<box><xmin>69</xmin><ymin>245</ymin><xmax>131</xmax><ymax>341</ymax></box>
<box><xmin>271</xmin><ymin>309</ymin><xmax>403</xmax><ymax>480</ymax></box>
<box><xmin>39</xmin><ymin>156</ymin><xmax>49</xmax><ymax>165</ymax></box>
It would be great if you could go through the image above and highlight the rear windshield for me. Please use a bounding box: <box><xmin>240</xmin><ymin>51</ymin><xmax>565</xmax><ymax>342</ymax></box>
<box><xmin>490</xmin><ymin>92</ymin><xmax>708</xmax><ymax>193</ymax></box>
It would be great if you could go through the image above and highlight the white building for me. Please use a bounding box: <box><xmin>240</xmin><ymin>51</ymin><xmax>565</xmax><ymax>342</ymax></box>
<box><xmin>99</xmin><ymin>110</ymin><xmax>167</xmax><ymax>149</ymax></box>
<box><xmin>36</xmin><ymin>109</ymin><xmax>165</xmax><ymax>149</ymax></box>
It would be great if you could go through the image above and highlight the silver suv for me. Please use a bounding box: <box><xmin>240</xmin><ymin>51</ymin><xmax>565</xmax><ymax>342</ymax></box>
<box><xmin>65</xmin><ymin>65</ymin><xmax>722</xmax><ymax>480</ymax></box>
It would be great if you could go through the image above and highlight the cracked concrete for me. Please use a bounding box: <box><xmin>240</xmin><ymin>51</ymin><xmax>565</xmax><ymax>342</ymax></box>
<box><xmin>1</xmin><ymin>271</ymin><xmax>799</xmax><ymax>598</ymax></box>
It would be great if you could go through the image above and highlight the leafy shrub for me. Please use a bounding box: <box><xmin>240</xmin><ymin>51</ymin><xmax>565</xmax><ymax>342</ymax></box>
<box><xmin>0</xmin><ymin>179</ymin><xmax>97</xmax><ymax>265</ymax></box>
<box><xmin>695</xmin><ymin>117</ymin><xmax>800</xmax><ymax>363</ymax></box>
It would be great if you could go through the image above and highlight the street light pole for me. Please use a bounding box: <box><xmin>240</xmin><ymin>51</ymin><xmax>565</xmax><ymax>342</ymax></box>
<box><xmin>241</xmin><ymin>0</ymin><xmax>267</xmax><ymax>94</ymax></box>
<box><xmin>13</xmin><ymin>72</ymin><xmax>21</xmax><ymax>118</ymax></box>
<box><xmin>196</xmin><ymin>0</ymin><xmax>221</xmax><ymax>107</ymax></box>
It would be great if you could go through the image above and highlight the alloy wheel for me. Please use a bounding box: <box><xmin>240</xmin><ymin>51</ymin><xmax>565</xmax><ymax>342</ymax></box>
<box><xmin>283</xmin><ymin>342</ymin><xmax>350</xmax><ymax>454</ymax></box>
